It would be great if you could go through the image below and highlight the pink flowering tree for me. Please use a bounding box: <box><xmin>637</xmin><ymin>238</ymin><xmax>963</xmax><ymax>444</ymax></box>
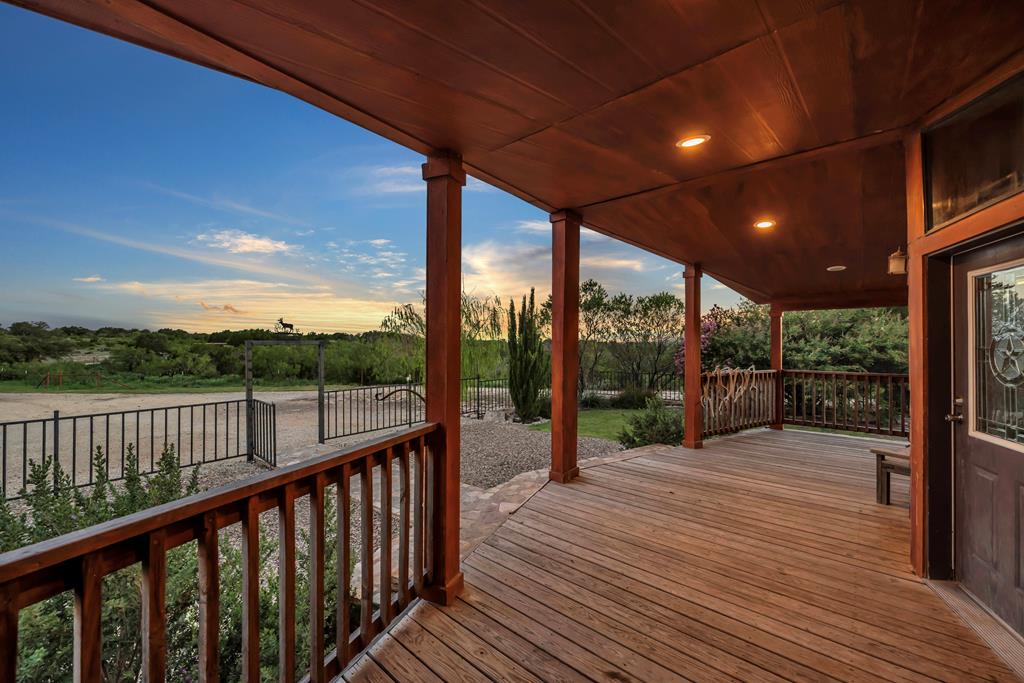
<box><xmin>674</xmin><ymin>304</ymin><xmax>730</xmax><ymax>375</ymax></box>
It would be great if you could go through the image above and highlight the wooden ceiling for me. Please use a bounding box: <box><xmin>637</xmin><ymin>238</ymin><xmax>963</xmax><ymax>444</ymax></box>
<box><xmin>14</xmin><ymin>0</ymin><xmax>1024</xmax><ymax>307</ymax></box>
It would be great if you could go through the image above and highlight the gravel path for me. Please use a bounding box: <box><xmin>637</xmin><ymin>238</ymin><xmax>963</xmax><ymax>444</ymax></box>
<box><xmin>459</xmin><ymin>419</ymin><xmax>622</xmax><ymax>489</ymax></box>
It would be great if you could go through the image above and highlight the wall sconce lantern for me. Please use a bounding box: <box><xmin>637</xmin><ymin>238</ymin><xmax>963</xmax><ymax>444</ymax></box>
<box><xmin>887</xmin><ymin>247</ymin><xmax>908</xmax><ymax>276</ymax></box>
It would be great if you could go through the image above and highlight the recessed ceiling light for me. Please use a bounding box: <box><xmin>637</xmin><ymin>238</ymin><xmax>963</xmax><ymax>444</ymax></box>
<box><xmin>826</xmin><ymin>265</ymin><xmax>847</xmax><ymax>272</ymax></box>
<box><xmin>676</xmin><ymin>134</ymin><xmax>710</xmax><ymax>148</ymax></box>
<box><xmin>753</xmin><ymin>219</ymin><xmax>775</xmax><ymax>229</ymax></box>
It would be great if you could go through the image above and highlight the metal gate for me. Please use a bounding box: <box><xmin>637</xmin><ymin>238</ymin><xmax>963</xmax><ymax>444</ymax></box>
<box><xmin>249</xmin><ymin>398</ymin><xmax>277</xmax><ymax>466</ymax></box>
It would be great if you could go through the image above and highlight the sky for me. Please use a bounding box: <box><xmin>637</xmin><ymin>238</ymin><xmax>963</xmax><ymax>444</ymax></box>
<box><xmin>0</xmin><ymin>4</ymin><xmax>742</xmax><ymax>334</ymax></box>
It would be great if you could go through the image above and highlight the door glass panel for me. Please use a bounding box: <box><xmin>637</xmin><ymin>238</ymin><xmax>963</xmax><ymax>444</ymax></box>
<box><xmin>974</xmin><ymin>263</ymin><xmax>1024</xmax><ymax>443</ymax></box>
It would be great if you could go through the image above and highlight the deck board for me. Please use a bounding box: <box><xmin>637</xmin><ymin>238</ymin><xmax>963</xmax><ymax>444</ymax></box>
<box><xmin>342</xmin><ymin>429</ymin><xmax>1019</xmax><ymax>682</ymax></box>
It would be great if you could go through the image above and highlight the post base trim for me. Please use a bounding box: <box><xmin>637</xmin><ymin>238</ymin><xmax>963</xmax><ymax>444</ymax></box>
<box><xmin>549</xmin><ymin>467</ymin><xmax>580</xmax><ymax>484</ymax></box>
<box><xmin>421</xmin><ymin>571</ymin><xmax>464</xmax><ymax>606</ymax></box>
<box><xmin>769</xmin><ymin>424</ymin><xmax>784</xmax><ymax>431</ymax></box>
<box><xmin>682</xmin><ymin>439</ymin><xmax>703</xmax><ymax>449</ymax></box>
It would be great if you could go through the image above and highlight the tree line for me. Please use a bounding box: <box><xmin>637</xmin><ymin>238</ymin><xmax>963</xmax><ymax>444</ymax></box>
<box><xmin>0</xmin><ymin>280</ymin><xmax>907</xmax><ymax>391</ymax></box>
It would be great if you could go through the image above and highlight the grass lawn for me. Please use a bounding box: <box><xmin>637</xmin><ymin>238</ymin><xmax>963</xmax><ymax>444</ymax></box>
<box><xmin>529</xmin><ymin>408</ymin><xmax>641</xmax><ymax>441</ymax></box>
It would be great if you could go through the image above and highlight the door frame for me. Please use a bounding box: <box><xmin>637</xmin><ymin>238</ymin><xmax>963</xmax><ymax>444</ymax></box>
<box><xmin>906</xmin><ymin>53</ymin><xmax>1024</xmax><ymax>577</ymax></box>
<box><xmin>914</xmin><ymin>222</ymin><xmax>1024</xmax><ymax>580</ymax></box>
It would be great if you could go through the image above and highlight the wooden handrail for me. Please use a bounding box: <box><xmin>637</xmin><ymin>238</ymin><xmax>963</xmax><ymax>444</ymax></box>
<box><xmin>0</xmin><ymin>422</ymin><xmax>439</xmax><ymax>681</ymax></box>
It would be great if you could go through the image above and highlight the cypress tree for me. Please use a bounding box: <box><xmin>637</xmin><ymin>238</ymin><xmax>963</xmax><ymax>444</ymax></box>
<box><xmin>507</xmin><ymin>288</ymin><xmax>548</xmax><ymax>421</ymax></box>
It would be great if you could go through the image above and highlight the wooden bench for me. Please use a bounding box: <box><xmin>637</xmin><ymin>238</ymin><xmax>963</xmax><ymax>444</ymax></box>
<box><xmin>871</xmin><ymin>445</ymin><xmax>910</xmax><ymax>505</ymax></box>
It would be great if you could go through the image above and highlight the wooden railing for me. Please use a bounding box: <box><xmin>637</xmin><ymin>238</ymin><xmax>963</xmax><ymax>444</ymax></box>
<box><xmin>701</xmin><ymin>368</ymin><xmax>777</xmax><ymax>437</ymax></box>
<box><xmin>0</xmin><ymin>422</ymin><xmax>439</xmax><ymax>682</ymax></box>
<box><xmin>700</xmin><ymin>369</ymin><xmax>911</xmax><ymax>439</ymax></box>
<box><xmin>783</xmin><ymin>370</ymin><xmax>910</xmax><ymax>437</ymax></box>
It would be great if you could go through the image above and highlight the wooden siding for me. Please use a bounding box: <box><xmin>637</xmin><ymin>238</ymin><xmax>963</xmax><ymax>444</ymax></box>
<box><xmin>343</xmin><ymin>429</ymin><xmax>1016</xmax><ymax>682</ymax></box>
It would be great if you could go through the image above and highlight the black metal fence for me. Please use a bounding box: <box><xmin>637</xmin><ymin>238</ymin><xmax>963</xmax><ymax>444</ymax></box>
<box><xmin>584</xmin><ymin>371</ymin><xmax>683</xmax><ymax>404</ymax></box>
<box><xmin>323</xmin><ymin>372</ymin><xmax>688</xmax><ymax>440</ymax></box>
<box><xmin>323</xmin><ymin>377</ymin><xmax>517</xmax><ymax>440</ymax></box>
<box><xmin>250</xmin><ymin>398</ymin><xmax>278</xmax><ymax>466</ymax></box>
<box><xmin>1</xmin><ymin>398</ymin><xmax>272</xmax><ymax>500</ymax></box>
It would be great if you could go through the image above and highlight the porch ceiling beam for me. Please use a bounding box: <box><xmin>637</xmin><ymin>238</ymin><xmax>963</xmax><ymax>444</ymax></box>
<box><xmin>422</xmin><ymin>151</ymin><xmax>465</xmax><ymax>605</ymax></box>
<box><xmin>549</xmin><ymin>209</ymin><xmax>581</xmax><ymax>484</ymax></box>
<box><xmin>772</xmin><ymin>287</ymin><xmax>908</xmax><ymax>312</ymax></box>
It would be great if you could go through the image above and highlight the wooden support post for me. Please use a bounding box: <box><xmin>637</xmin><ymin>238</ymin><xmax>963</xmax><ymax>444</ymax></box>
<box><xmin>770</xmin><ymin>304</ymin><xmax>784</xmax><ymax>430</ymax></box>
<box><xmin>421</xmin><ymin>151</ymin><xmax>465</xmax><ymax>605</ymax></box>
<box><xmin>550</xmin><ymin>210</ymin><xmax>581</xmax><ymax>483</ymax></box>
<box><xmin>683</xmin><ymin>264</ymin><xmax>703</xmax><ymax>449</ymax></box>
<box><xmin>905</xmin><ymin>127</ymin><xmax>930</xmax><ymax>578</ymax></box>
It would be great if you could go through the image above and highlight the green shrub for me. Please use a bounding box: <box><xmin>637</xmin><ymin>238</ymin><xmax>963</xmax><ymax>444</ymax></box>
<box><xmin>539</xmin><ymin>394</ymin><xmax>552</xmax><ymax>420</ymax></box>
<box><xmin>610</xmin><ymin>387</ymin><xmax>656</xmax><ymax>409</ymax></box>
<box><xmin>0</xmin><ymin>444</ymin><xmax>358</xmax><ymax>682</ymax></box>
<box><xmin>618</xmin><ymin>397</ymin><xmax>684</xmax><ymax>448</ymax></box>
<box><xmin>579</xmin><ymin>392</ymin><xmax>611</xmax><ymax>409</ymax></box>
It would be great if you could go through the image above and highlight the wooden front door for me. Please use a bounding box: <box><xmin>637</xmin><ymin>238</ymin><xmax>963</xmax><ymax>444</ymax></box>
<box><xmin>953</xmin><ymin>232</ymin><xmax>1024</xmax><ymax>634</ymax></box>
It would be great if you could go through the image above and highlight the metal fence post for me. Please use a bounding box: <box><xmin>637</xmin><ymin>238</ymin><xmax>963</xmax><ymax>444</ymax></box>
<box><xmin>407</xmin><ymin>379</ymin><xmax>414</xmax><ymax>426</ymax></box>
<box><xmin>317</xmin><ymin>341</ymin><xmax>326</xmax><ymax>444</ymax></box>
<box><xmin>476</xmin><ymin>376</ymin><xmax>482</xmax><ymax>418</ymax></box>
<box><xmin>52</xmin><ymin>410</ymin><xmax>60</xmax><ymax>494</ymax></box>
<box><xmin>244</xmin><ymin>341</ymin><xmax>254</xmax><ymax>461</ymax></box>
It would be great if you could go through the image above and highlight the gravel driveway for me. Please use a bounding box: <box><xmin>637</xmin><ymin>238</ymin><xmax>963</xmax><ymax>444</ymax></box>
<box><xmin>459</xmin><ymin>418</ymin><xmax>622</xmax><ymax>488</ymax></box>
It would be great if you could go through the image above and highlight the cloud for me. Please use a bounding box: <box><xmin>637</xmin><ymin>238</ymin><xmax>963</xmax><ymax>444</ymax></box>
<box><xmin>97</xmin><ymin>278</ymin><xmax>403</xmax><ymax>333</ymax></box>
<box><xmin>581</xmin><ymin>227</ymin><xmax>610</xmax><ymax>242</ymax></box>
<box><xmin>515</xmin><ymin>219</ymin><xmax>608</xmax><ymax>243</ymax></box>
<box><xmin>196</xmin><ymin>229</ymin><xmax>296</xmax><ymax>254</ymax></box>
<box><xmin>140</xmin><ymin>182</ymin><xmax>306</xmax><ymax>225</ymax></box>
<box><xmin>357</xmin><ymin>165</ymin><xmax>422</xmax><ymax>195</ymax></box>
<box><xmin>462</xmin><ymin>241</ymin><xmax>550</xmax><ymax>299</ymax></box>
<box><xmin>711</xmin><ymin>283</ymin><xmax>728</xmax><ymax>290</ymax></box>
<box><xmin>581</xmin><ymin>255</ymin><xmax>646</xmax><ymax>272</ymax></box>
<box><xmin>13</xmin><ymin>214</ymin><xmax>323</xmax><ymax>284</ymax></box>
<box><xmin>351</xmin><ymin>165</ymin><xmax>494</xmax><ymax>196</ymax></box>
<box><xmin>199</xmin><ymin>301</ymin><xmax>245</xmax><ymax>314</ymax></box>
<box><xmin>73</xmin><ymin>275</ymin><xmax>105</xmax><ymax>283</ymax></box>
<box><xmin>516</xmin><ymin>219</ymin><xmax>549</xmax><ymax>234</ymax></box>
<box><xmin>367</xmin><ymin>239</ymin><xmax>391</xmax><ymax>247</ymax></box>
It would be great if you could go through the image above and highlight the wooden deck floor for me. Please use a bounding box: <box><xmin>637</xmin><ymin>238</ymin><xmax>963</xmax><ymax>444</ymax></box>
<box><xmin>343</xmin><ymin>429</ymin><xmax>1017</xmax><ymax>682</ymax></box>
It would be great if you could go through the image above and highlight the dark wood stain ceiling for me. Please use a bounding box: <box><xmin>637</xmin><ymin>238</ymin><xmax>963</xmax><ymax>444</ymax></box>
<box><xmin>13</xmin><ymin>0</ymin><xmax>1024</xmax><ymax>307</ymax></box>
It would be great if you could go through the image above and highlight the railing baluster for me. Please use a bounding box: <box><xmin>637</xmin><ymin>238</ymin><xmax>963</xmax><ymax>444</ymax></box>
<box><xmin>74</xmin><ymin>554</ymin><xmax>103</xmax><ymax>682</ymax></box>
<box><xmin>279</xmin><ymin>485</ymin><xmax>297</xmax><ymax>683</ymax></box>
<box><xmin>198</xmin><ymin>511</ymin><xmax>220</xmax><ymax>683</ymax></box>
<box><xmin>380</xmin><ymin>448</ymin><xmax>393</xmax><ymax>625</ymax></box>
<box><xmin>424</xmin><ymin>436</ymin><xmax>435</xmax><ymax>583</ymax></box>
<box><xmin>310</xmin><ymin>473</ymin><xmax>327</xmax><ymax>683</ymax></box>
<box><xmin>360</xmin><ymin>458</ymin><xmax>374</xmax><ymax>641</ymax></box>
<box><xmin>413</xmin><ymin>437</ymin><xmax>425</xmax><ymax>594</ymax></box>
<box><xmin>398</xmin><ymin>442</ymin><xmax>411</xmax><ymax>608</ymax></box>
<box><xmin>337</xmin><ymin>463</ymin><xmax>352</xmax><ymax>667</ymax></box>
<box><xmin>242</xmin><ymin>497</ymin><xmax>260</xmax><ymax>683</ymax></box>
<box><xmin>142</xmin><ymin>531</ymin><xmax>167</xmax><ymax>682</ymax></box>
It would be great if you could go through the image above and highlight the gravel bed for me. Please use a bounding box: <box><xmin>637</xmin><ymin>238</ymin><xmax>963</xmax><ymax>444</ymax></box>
<box><xmin>459</xmin><ymin>418</ymin><xmax>622</xmax><ymax>489</ymax></box>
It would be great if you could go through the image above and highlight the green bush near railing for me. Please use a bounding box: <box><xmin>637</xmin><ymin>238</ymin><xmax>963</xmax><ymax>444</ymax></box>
<box><xmin>618</xmin><ymin>398</ymin><xmax>685</xmax><ymax>448</ymax></box>
<box><xmin>0</xmin><ymin>444</ymin><xmax>360</xmax><ymax>682</ymax></box>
